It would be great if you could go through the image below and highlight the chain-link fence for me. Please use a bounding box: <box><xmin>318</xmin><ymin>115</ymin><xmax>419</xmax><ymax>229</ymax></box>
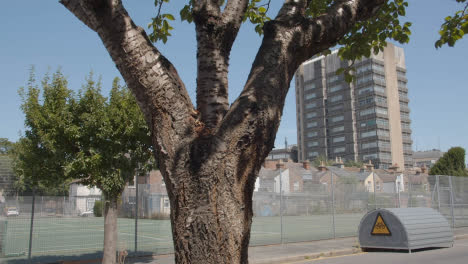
<box><xmin>1</xmin><ymin>174</ymin><xmax>468</xmax><ymax>262</ymax></box>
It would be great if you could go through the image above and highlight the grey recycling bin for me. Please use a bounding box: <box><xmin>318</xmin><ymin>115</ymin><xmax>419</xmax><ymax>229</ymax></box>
<box><xmin>358</xmin><ymin>207</ymin><xmax>453</xmax><ymax>252</ymax></box>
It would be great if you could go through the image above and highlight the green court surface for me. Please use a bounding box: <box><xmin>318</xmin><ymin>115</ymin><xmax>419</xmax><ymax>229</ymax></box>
<box><xmin>1</xmin><ymin>214</ymin><xmax>364</xmax><ymax>260</ymax></box>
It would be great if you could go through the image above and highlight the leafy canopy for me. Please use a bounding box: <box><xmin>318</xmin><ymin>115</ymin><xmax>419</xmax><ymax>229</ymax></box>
<box><xmin>148</xmin><ymin>0</ymin><xmax>412</xmax><ymax>82</ymax></box>
<box><xmin>15</xmin><ymin>69</ymin><xmax>154</xmax><ymax>197</ymax></box>
<box><xmin>436</xmin><ymin>0</ymin><xmax>468</xmax><ymax>48</ymax></box>
<box><xmin>147</xmin><ymin>0</ymin><xmax>467</xmax><ymax>80</ymax></box>
<box><xmin>429</xmin><ymin>147</ymin><xmax>468</xmax><ymax>176</ymax></box>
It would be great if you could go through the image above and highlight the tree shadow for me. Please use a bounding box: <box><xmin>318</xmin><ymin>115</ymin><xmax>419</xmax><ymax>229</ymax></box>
<box><xmin>1</xmin><ymin>251</ymin><xmax>157</xmax><ymax>264</ymax></box>
<box><xmin>362</xmin><ymin>247</ymin><xmax>447</xmax><ymax>254</ymax></box>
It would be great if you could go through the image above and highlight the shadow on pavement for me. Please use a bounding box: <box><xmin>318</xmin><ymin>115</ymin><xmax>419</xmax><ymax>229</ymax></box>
<box><xmin>1</xmin><ymin>251</ymin><xmax>156</xmax><ymax>264</ymax></box>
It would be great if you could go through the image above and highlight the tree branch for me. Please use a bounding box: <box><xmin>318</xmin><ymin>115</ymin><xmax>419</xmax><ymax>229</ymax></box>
<box><xmin>193</xmin><ymin>0</ymin><xmax>222</xmax><ymax>18</ymax></box>
<box><xmin>193</xmin><ymin>0</ymin><xmax>249</xmax><ymax>129</ymax></box>
<box><xmin>301</xmin><ymin>0</ymin><xmax>386</xmax><ymax>58</ymax></box>
<box><xmin>222</xmin><ymin>0</ymin><xmax>249</xmax><ymax>26</ymax></box>
<box><xmin>276</xmin><ymin>0</ymin><xmax>309</xmax><ymax>21</ymax></box>
<box><xmin>60</xmin><ymin>0</ymin><xmax>196</xmax><ymax>161</ymax></box>
<box><xmin>219</xmin><ymin>0</ymin><xmax>387</xmax><ymax>186</ymax></box>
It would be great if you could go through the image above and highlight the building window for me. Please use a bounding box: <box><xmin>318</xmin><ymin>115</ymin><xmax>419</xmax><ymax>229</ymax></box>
<box><xmin>379</xmin><ymin>141</ymin><xmax>391</xmax><ymax>149</ymax></box>
<box><xmin>375</xmin><ymin>96</ymin><xmax>387</xmax><ymax>104</ymax></box>
<box><xmin>362</xmin><ymin>141</ymin><xmax>377</xmax><ymax>149</ymax></box>
<box><xmin>361</xmin><ymin>119</ymin><xmax>376</xmax><ymax>127</ymax></box>
<box><xmin>375</xmin><ymin>182</ymin><xmax>381</xmax><ymax>191</ymax></box>
<box><xmin>306</xmin><ymin>112</ymin><xmax>317</xmax><ymax>118</ymax></box>
<box><xmin>307</xmin><ymin>141</ymin><xmax>319</xmax><ymax>147</ymax></box>
<box><xmin>374</xmin><ymin>84</ymin><xmax>385</xmax><ymax>94</ymax></box>
<box><xmin>328</xmin><ymin>75</ymin><xmax>340</xmax><ymax>83</ymax></box>
<box><xmin>361</xmin><ymin>130</ymin><xmax>377</xmax><ymax>138</ymax></box>
<box><xmin>329</xmin><ymin>94</ymin><xmax>343</xmax><ymax>103</ymax></box>
<box><xmin>360</xmin><ymin>108</ymin><xmax>375</xmax><ymax>116</ymax></box>
<box><xmin>306</xmin><ymin>121</ymin><xmax>318</xmax><ymax>128</ymax></box>
<box><xmin>401</xmin><ymin>112</ymin><xmax>410</xmax><ymax>119</ymax></box>
<box><xmin>308</xmin><ymin>151</ymin><xmax>318</xmax><ymax>158</ymax></box>
<box><xmin>304</xmin><ymin>83</ymin><xmax>316</xmax><ymax>91</ymax></box>
<box><xmin>363</xmin><ymin>153</ymin><xmax>378</xmax><ymax>160</ymax></box>
<box><xmin>376</xmin><ymin>119</ymin><xmax>389</xmax><ymax>126</ymax></box>
<box><xmin>328</xmin><ymin>84</ymin><xmax>343</xmax><ymax>93</ymax></box>
<box><xmin>357</xmin><ymin>63</ymin><xmax>372</xmax><ymax>74</ymax></box>
<box><xmin>307</xmin><ymin>131</ymin><xmax>318</xmax><ymax>137</ymax></box>
<box><xmin>334</xmin><ymin>147</ymin><xmax>346</xmax><ymax>153</ymax></box>
<box><xmin>375</xmin><ymin>107</ymin><xmax>388</xmax><ymax>116</ymax></box>
<box><xmin>331</xmin><ymin>115</ymin><xmax>344</xmax><ymax>122</ymax></box>
<box><xmin>373</xmin><ymin>63</ymin><xmax>385</xmax><ymax>73</ymax></box>
<box><xmin>333</xmin><ymin>136</ymin><xmax>345</xmax><ymax>143</ymax></box>
<box><xmin>305</xmin><ymin>102</ymin><xmax>317</xmax><ymax>109</ymax></box>
<box><xmin>329</xmin><ymin>104</ymin><xmax>343</xmax><ymax>111</ymax></box>
<box><xmin>357</xmin><ymin>74</ymin><xmax>373</xmax><ymax>85</ymax></box>
<box><xmin>397</xmin><ymin>70</ymin><xmax>406</xmax><ymax>79</ymax></box>
<box><xmin>331</xmin><ymin>126</ymin><xmax>345</xmax><ymax>133</ymax></box>
<box><xmin>305</xmin><ymin>93</ymin><xmax>317</xmax><ymax>100</ymax></box>
<box><xmin>398</xmin><ymin>80</ymin><xmax>407</xmax><ymax>88</ymax></box>
<box><xmin>359</xmin><ymin>97</ymin><xmax>373</xmax><ymax>106</ymax></box>
<box><xmin>373</xmin><ymin>73</ymin><xmax>386</xmax><ymax>83</ymax></box>
<box><xmin>377</xmin><ymin>129</ymin><xmax>390</xmax><ymax>137</ymax></box>
<box><xmin>163</xmin><ymin>197</ymin><xmax>170</xmax><ymax>209</ymax></box>
<box><xmin>358</xmin><ymin>85</ymin><xmax>373</xmax><ymax>95</ymax></box>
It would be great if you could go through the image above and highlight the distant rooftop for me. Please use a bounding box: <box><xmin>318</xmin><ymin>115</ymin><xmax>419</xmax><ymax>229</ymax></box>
<box><xmin>413</xmin><ymin>149</ymin><xmax>444</xmax><ymax>159</ymax></box>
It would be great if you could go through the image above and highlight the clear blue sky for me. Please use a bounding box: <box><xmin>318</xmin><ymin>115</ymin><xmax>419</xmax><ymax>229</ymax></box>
<box><xmin>0</xmin><ymin>0</ymin><xmax>467</xmax><ymax>155</ymax></box>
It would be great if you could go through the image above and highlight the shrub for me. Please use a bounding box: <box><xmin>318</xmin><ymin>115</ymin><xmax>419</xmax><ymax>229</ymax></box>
<box><xmin>93</xmin><ymin>200</ymin><xmax>103</xmax><ymax>217</ymax></box>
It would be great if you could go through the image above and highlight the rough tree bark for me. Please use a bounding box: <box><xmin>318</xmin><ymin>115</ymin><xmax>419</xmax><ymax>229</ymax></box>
<box><xmin>60</xmin><ymin>0</ymin><xmax>386</xmax><ymax>263</ymax></box>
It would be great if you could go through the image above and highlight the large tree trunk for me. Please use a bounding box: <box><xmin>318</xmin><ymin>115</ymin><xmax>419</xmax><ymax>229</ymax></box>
<box><xmin>166</xmin><ymin>144</ymin><xmax>257</xmax><ymax>264</ymax></box>
<box><xmin>102</xmin><ymin>195</ymin><xmax>119</xmax><ymax>264</ymax></box>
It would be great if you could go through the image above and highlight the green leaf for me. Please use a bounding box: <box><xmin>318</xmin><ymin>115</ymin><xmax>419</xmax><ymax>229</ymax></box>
<box><xmin>163</xmin><ymin>14</ymin><xmax>175</xmax><ymax>20</ymax></box>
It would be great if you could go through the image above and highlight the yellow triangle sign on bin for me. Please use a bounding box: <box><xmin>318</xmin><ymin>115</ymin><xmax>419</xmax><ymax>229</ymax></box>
<box><xmin>371</xmin><ymin>213</ymin><xmax>391</xmax><ymax>236</ymax></box>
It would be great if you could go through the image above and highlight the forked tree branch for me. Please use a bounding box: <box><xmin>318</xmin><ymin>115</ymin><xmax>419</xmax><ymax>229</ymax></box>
<box><xmin>222</xmin><ymin>0</ymin><xmax>249</xmax><ymax>25</ymax></box>
<box><xmin>219</xmin><ymin>0</ymin><xmax>387</xmax><ymax>186</ymax></box>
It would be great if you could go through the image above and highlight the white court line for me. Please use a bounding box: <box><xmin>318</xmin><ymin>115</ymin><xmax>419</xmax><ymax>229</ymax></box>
<box><xmin>118</xmin><ymin>232</ymin><xmax>166</xmax><ymax>241</ymax></box>
<box><xmin>251</xmin><ymin>231</ymin><xmax>280</xmax><ymax>235</ymax></box>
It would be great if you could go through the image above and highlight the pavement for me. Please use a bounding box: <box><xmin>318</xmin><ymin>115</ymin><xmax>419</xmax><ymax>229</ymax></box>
<box><xmin>127</xmin><ymin>227</ymin><xmax>468</xmax><ymax>264</ymax></box>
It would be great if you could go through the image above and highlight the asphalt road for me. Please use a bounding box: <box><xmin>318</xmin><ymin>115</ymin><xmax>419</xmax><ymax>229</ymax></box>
<box><xmin>289</xmin><ymin>239</ymin><xmax>468</xmax><ymax>264</ymax></box>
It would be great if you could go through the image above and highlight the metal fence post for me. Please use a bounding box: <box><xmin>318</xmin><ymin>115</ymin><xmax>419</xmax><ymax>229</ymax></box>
<box><xmin>331</xmin><ymin>172</ymin><xmax>336</xmax><ymax>239</ymax></box>
<box><xmin>396</xmin><ymin>181</ymin><xmax>401</xmax><ymax>208</ymax></box>
<box><xmin>448</xmin><ymin>176</ymin><xmax>455</xmax><ymax>228</ymax></box>
<box><xmin>279</xmin><ymin>167</ymin><xmax>283</xmax><ymax>244</ymax></box>
<box><xmin>408</xmin><ymin>174</ymin><xmax>413</xmax><ymax>208</ymax></box>
<box><xmin>372</xmin><ymin>172</ymin><xmax>377</xmax><ymax>209</ymax></box>
<box><xmin>135</xmin><ymin>176</ymin><xmax>139</xmax><ymax>254</ymax></box>
<box><xmin>436</xmin><ymin>175</ymin><xmax>441</xmax><ymax>211</ymax></box>
<box><xmin>28</xmin><ymin>190</ymin><xmax>36</xmax><ymax>260</ymax></box>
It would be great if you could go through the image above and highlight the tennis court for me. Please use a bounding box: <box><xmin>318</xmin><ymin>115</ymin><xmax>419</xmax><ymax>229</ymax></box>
<box><xmin>1</xmin><ymin>213</ymin><xmax>364</xmax><ymax>261</ymax></box>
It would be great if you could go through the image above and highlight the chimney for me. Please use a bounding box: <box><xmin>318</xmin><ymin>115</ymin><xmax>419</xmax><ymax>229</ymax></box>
<box><xmin>389</xmin><ymin>163</ymin><xmax>399</xmax><ymax>172</ymax></box>
<box><xmin>365</xmin><ymin>160</ymin><xmax>374</xmax><ymax>172</ymax></box>
<box><xmin>276</xmin><ymin>159</ymin><xmax>285</xmax><ymax>170</ymax></box>
<box><xmin>421</xmin><ymin>164</ymin><xmax>427</xmax><ymax>174</ymax></box>
<box><xmin>360</xmin><ymin>164</ymin><xmax>366</xmax><ymax>173</ymax></box>
<box><xmin>318</xmin><ymin>161</ymin><xmax>327</xmax><ymax>172</ymax></box>
<box><xmin>303</xmin><ymin>160</ymin><xmax>311</xmax><ymax>170</ymax></box>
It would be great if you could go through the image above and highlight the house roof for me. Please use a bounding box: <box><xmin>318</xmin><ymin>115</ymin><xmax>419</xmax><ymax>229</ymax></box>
<box><xmin>325</xmin><ymin>166</ymin><xmax>372</xmax><ymax>181</ymax></box>
<box><xmin>259</xmin><ymin>161</ymin><xmax>320</xmax><ymax>183</ymax></box>
<box><xmin>413</xmin><ymin>150</ymin><xmax>444</xmax><ymax>160</ymax></box>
